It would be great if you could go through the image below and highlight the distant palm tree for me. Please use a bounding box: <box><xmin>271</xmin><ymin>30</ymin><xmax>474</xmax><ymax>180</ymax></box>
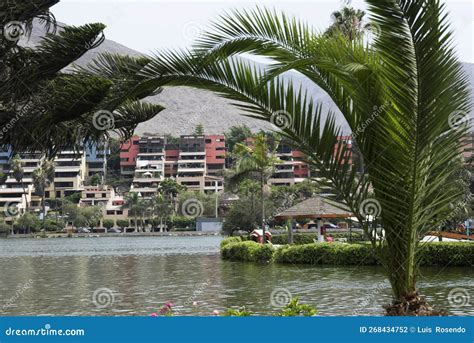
<box><xmin>32</xmin><ymin>160</ymin><xmax>55</xmax><ymax>229</ymax></box>
<box><xmin>11</xmin><ymin>154</ymin><xmax>28</xmax><ymax>211</ymax></box>
<box><xmin>125</xmin><ymin>192</ymin><xmax>143</xmax><ymax>232</ymax></box>
<box><xmin>227</xmin><ymin>134</ymin><xmax>281</xmax><ymax>243</ymax></box>
<box><xmin>150</xmin><ymin>193</ymin><xmax>172</xmax><ymax>232</ymax></box>
<box><xmin>325</xmin><ymin>6</ymin><xmax>370</xmax><ymax>40</ymax></box>
<box><xmin>140</xmin><ymin>1</ymin><xmax>471</xmax><ymax>314</ymax></box>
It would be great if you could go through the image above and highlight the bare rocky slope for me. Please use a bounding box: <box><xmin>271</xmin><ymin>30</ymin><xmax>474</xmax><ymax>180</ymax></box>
<box><xmin>22</xmin><ymin>21</ymin><xmax>474</xmax><ymax>136</ymax></box>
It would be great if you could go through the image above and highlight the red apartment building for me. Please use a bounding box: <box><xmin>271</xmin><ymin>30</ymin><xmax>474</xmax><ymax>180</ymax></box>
<box><xmin>334</xmin><ymin>135</ymin><xmax>353</xmax><ymax>165</ymax></box>
<box><xmin>119</xmin><ymin>133</ymin><xmax>353</xmax><ymax>190</ymax></box>
<box><xmin>120</xmin><ymin>135</ymin><xmax>140</xmax><ymax>177</ymax></box>
<box><xmin>120</xmin><ymin>134</ymin><xmax>226</xmax><ymax>193</ymax></box>
<box><xmin>205</xmin><ymin>135</ymin><xmax>226</xmax><ymax>176</ymax></box>
<box><xmin>164</xmin><ymin>144</ymin><xmax>179</xmax><ymax>178</ymax></box>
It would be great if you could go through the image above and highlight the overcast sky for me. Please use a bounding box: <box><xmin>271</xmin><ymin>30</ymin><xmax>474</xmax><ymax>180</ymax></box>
<box><xmin>54</xmin><ymin>0</ymin><xmax>473</xmax><ymax>63</ymax></box>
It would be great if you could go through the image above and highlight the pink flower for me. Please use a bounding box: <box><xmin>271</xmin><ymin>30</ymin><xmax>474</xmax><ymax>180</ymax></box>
<box><xmin>150</xmin><ymin>313</ymin><xmax>158</xmax><ymax>317</ymax></box>
<box><xmin>213</xmin><ymin>310</ymin><xmax>220</xmax><ymax>316</ymax></box>
<box><xmin>192</xmin><ymin>301</ymin><xmax>198</xmax><ymax>306</ymax></box>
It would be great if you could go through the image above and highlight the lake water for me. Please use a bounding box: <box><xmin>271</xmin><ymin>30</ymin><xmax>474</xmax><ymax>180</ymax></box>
<box><xmin>0</xmin><ymin>236</ymin><xmax>472</xmax><ymax>316</ymax></box>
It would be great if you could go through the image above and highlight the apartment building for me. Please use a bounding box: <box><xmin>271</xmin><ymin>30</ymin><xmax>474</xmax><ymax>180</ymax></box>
<box><xmin>0</xmin><ymin>146</ymin><xmax>11</xmax><ymax>173</ymax></box>
<box><xmin>120</xmin><ymin>135</ymin><xmax>140</xmax><ymax>177</ymax></box>
<box><xmin>85</xmin><ymin>141</ymin><xmax>110</xmax><ymax>179</ymax></box>
<box><xmin>79</xmin><ymin>185</ymin><xmax>128</xmax><ymax>226</ymax></box>
<box><xmin>52</xmin><ymin>150</ymin><xmax>87</xmax><ymax>198</ymax></box>
<box><xmin>205</xmin><ymin>135</ymin><xmax>226</xmax><ymax>176</ymax></box>
<box><xmin>177</xmin><ymin>135</ymin><xmax>207</xmax><ymax>191</ymax></box>
<box><xmin>2</xmin><ymin>152</ymin><xmax>44</xmax><ymax>214</ymax></box>
<box><xmin>268</xmin><ymin>142</ymin><xmax>311</xmax><ymax>186</ymax></box>
<box><xmin>331</xmin><ymin>135</ymin><xmax>353</xmax><ymax>166</ymax></box>
<box><xmin>130</xmin><ymin>136</ymin><xmax>166</xmax><ymax>198</ymax></box>
<box><xmin>164</xmin><ymin>144</ymin><xmax>179</xmax><ymax>178</ymax></box>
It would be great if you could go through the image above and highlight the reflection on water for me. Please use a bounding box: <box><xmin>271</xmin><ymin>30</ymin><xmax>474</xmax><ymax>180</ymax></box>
<box><xmin>0</xmin><ymin>237</ymin><xmax>472</xmax><ymax>316</ymax></box>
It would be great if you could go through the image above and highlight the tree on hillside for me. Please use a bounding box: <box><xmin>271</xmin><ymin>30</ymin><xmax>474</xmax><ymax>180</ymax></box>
<box><xmin>226</xmin><ymin>134</ymin><xmax>281</xmax><ymax>243</ymax></box>
<box><xmin>32</xmin><ymin>159</ymin><xmax>54</xmax><ymax>228</ymax></box>
<box><xmin>224</xmin><ymin>125</ymin><xmax>252</xmax><ymax>154</ymax></box>
<box><xmin>141</xmin><ymin>2</ymin><xmax>471</xmax><ymax>314</ymax></box>
<box><xmin>194</xmin><ymin>123</ymin><xmax>204</xmax><ymax>135</ymax></box>
<box><xmin>0</xmin><ymin>0</ymin><xmax>164</xmax><ymax>155</ymax></box>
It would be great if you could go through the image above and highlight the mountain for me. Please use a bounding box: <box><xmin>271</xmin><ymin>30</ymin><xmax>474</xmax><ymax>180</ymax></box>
<box><xmin>22</xmin><ymin>21</ymin><xmax>474</xmax><ymax>136</ymax></box>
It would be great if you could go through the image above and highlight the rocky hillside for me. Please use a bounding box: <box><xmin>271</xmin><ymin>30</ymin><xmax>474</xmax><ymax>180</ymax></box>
<box><xmin>22</xmin><ymin>21</ymin><xmax>474</xmax><ymax>136</ymax></box>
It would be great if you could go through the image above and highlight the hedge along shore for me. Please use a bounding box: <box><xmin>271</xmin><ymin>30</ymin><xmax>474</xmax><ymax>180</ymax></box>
<box><xmin>220</xmin><ymin>237</ymin><xmax>474</xmax><ymax>267</ymax></box>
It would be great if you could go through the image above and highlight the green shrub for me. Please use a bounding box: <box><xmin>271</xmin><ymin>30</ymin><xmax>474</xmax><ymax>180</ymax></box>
<box><xmin>116</xmin><ymin>219</ymin><xmax>129</xmax><ymax>229</ymax></box>
<box><xmin>277</xmin><ymin>297</ymin><xmax>317</xmax><ymax>317</ymax></box>
<box><xmin>0</xmin><ymin>222</ymin><xmax>10</xmax><ymax>237</ymax></box>
<box><xmin>273</xmin><ymin>243</ymin><xmax>378</xmax><ymax>265</ymax></box>
<box><xmin>271</xmin><ymin>232</ymin><xmax>367</xmax><ymax>245</ymax></box>
<box><xmin>170</xmin><ymin>216</ymin><xmax>196</xmax><ymax>230</ymax></box>
<box><xmin>103</xmin><ymin>219</ymin><xmax>115</xmax><ymax>229</ymax></box>
<box><xmin>220</xmin><ymin>236</ymin><xmax>242</xmax><ymax>248</ymax></box>
<box><xmin>272</xmin><ymin>242</ymin><xmax>473</xmax><ymax>267</ymax></box>
<box><xmin>418</xmin><ymin>242</ymin><xmax>473</xmax><ymax>267</ymax></box>
<box><xmin>221</xmin><ymin>241</ymin><xmax>274</xmax><ymax>262</ymax></box>
<box><xmin>43</xmin><ymin>219</ymin><xmax>63</xmax><ymax>232</ymax></box>
<box><xmin>221</xmin><ymin>240</ymin><xmax>473</xmax><ymax>267</ymax></box>
<box><xmin>222</xmin><ymin>307</ymin><xmax>251</xmax><ymax>316</ymax></box>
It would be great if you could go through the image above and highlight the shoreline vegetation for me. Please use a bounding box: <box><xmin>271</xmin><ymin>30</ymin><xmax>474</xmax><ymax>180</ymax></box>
<box><xmin>0</xmin><ymin>231</ymin><xmax>220</xmax><ymax>239</ymax></box>
<box><xmin>220</xmin><ymin>236</ymin><xmax>474</xmax><ymax>267</ymax></box>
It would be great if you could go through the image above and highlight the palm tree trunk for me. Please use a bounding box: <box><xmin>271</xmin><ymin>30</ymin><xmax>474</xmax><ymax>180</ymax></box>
<box><xmin>383</xmin><ymin>230</ymin><xmax>432</xmax><ymax>315</ymax></box>
<box><xmin>260</xmin><ymin>173</ymin><xmax>266</xmax><ymax>244</ymax></box>
<box><xmin>287</xmin><ymin>219</ymin><xmax>293</xmax><ymax>244</ymax></box>
<box><xmin>21</xmin><ymin>181</ymin><xmax>28</xmax><ymax>212</ymax></box>
<box><xmin>42</xmin><ymin>192</ymin><xmax>46</xmax><ymax>230</ymax></box>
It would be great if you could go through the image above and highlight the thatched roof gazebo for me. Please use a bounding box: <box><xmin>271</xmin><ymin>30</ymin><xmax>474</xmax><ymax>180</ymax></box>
<box><xmin>274</xmin><ymin>196</ymin><xmax>353</xmax><ymax>243</ymax></box>
<box><xmin>274</xmin><ymin>196</ymin><xmax>352</xmax><ymax>221</ymax></box>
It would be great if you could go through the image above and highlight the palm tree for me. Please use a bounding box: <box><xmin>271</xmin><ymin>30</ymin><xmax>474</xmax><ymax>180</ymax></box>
<box><xmin>159</xmin><ymin>178</ymin><xmax>186</xmax><ymax>214</ymax></box>
<box><xmin>227</xmin><ymin>134</ymin><xmax>281</xmax><ymax>243</ymax></box>
<box><xmin>325</xmin><ymin>5</ymin><xmax>370</xmax><ymax>41</ymax></box>
<box><xmin>11</xmin><ymin>154</ymin><xmax>28</xmax><ymax>211</ymax></box>
<box><xmin>139</xmin><ymin>1</ymin><xmax>471</xmax><ymax>314</ymax></box>
<box><xmin>32</xmin><ymin>159</ymin><xmax>55</xmax><ymax>229</ymax></box>
<box><xmin>125</xmin><ymin>192</ymin><xmax>142</xmax><ymax>232</ymax></box>
<box><xmin>150</xmin><ymin>193</ymin><xmax>172</xmax><ymax>232</ymax></box>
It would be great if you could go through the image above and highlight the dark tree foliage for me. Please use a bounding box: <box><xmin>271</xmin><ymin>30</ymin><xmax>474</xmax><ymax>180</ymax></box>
<box><xmin>0</xmin><ymin>0</ymin><xmax>163</xmax><ymax>155</ymax></box>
